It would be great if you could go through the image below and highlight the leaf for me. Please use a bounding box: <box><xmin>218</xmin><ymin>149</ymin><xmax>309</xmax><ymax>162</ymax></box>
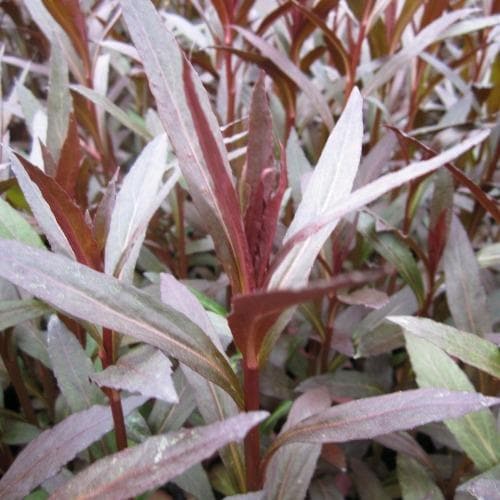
<box><xmin>10</xmin><ymin>154</ymin><xmax>74</xmax><ymax>259</ymax></box>
<box><xmin>263</xmin><ymin>388</ymin><xmax>500</xmax><ymax>466</ymax></box>
<box><xmin>0</xmin><ymin>299</ymin><xmax>50</xmax><ymax>331</ymax></box>
<box><xmin>104</xmin><ymin>134</ymin><xmax>179</xmax><ymax>281</ymax></box>
<box><xmin>443</xmin><ymin>216</ymin><xmax>492</xmax><ymax>336</ymax></box>
<box><xmin>47</xmin><ymin>315</ymin><xmax>102</xmax><ymax>412</ymax></box>
<box><xmin>397</xmin><ymin>455</ymin><xmax>444</xmax><ymax>500</ymax></box>
<box><xmin>456</xmin><ymin>463</ymin><xmax>500</xmax><ymax>499</ymax></box>
<box><xmin>41</xmin><ymin>0</ymin><xmax>91</xmax><ymax>77</ymax></box>
<box><xmin>160</xmin><ymin>273</ymin><xmax>246</xmax><ymax>492</ymax></box>
<box><xmin>12</xmin><ymin>154</ymin><xmax>101</xmax><ymax>269</ymax></box>
<box><xmin>90</xmin><ymin>346</ymin><xmax>178</xmax><ymax>403</ymax></box>
<box><xmin>234</xmin><ymin>27</ymin><xmax>333</xmax><ymax>130</ymax></box>
<box><xmin>0</xmin><ymin>396</ymin><xmax>145</xmax><ymax>500</ymax></box>
<box><xmin>264</xmin><ymin>388</ymin><xmax>331</xmax><ymax>500</ymax></box>
<box><xmin>351</xmin><ymin>458</ymin><xmax>390</xmax><ymax>500</ymax></box>
<box><xmin>404</xmin><ymin>334</ymin><xmax>500</xmax><ymax>471</ymax></box>
<box><xmin>120</xmin><ymin>0</ymin><xmax>253</xmax><ymax>294</ymax></box>
<box><xmin>359</xmin><ymin>216</ymin><xmax>424</xmax><ymax>306</ymax></box>
<box><xmin>23</xmin><ymin>0</ymin><xmax>84</xmax><ymax>84</ymax></box>
<box><xmin>0</xmin><ymin>241</ymin><xmax>243</xmax><ymax>407</ymax></box>
<box><xmin>274</xmin><ymin>130</ymin><xmax>490</xmax><ymax>271</ymax></box>
<box><xmin>70</xmin><ymin>84</ymin><xmax>151</xmax><ymax>140</ymax></box>
<box><xmin>364</xmin><ymin>9</ymin><xmax>475</xmax><ymax>94</ymax></box>
<box><xmin>240</xmin><ymin>71</ymin><xmax>274</xmax><ymax>213</ymax></box>
<box><xmin>55</xmin><ymin>114</ymin><xmax>82</xmax><ymax>199</ymax></box>
<box><xmin>297</xmin><ymin>370</ymin><xmax>385</xmax><ymax>401</ymax></box>
<box><xmin>50</xmin><ymin>412</ymin><xmax>268</xmax><ymax>500</ymax></box>
<box><xmin>46</xmin><ymin>41</ymin><xmax>70</xmax><ymax>163</ymax></box>
<box><xmin>268</xmin><ymin>87</ymin><xmax>363</xmax><ymax>290</ymax></box>
<box><xmin>0</xmin><ymin>196</ymin><xmax>45</xmax><ymax>248</ymax></box>
<box><xmin>389</xmin><ymin>316</ymin><xmax>500</xmax><ymax>379</ymax></box>
<box><xmin>478</xmin><ymin>243</ymin><xmax>500</xmax><ymax>268</ymax></box>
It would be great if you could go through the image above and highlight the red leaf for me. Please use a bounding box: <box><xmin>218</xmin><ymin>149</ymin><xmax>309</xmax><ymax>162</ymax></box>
<box><xmin>229</xmin><ymin>268</ymin><xmax>388</xmax><ymax>365</ymax></box>
<box><xmin>15</xmin><ymin>155</ymin><xmax>101</xmax><ymax>270</ymax></box>
<box><xmin>56</xmin><ymin>113</ymin><xmax>82</xmax><ymax>199</ymax></box>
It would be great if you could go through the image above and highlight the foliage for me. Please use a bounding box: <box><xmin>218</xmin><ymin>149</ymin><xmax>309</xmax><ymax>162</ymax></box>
<box><xmin>0</xmin><ymin>0</ymin><xmax>499</xmax><ymax>498</ymax></box>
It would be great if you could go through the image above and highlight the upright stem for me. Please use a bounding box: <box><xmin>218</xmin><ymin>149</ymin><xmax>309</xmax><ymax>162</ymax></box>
<box><xmin>0</xmin><ymin>331</ymin><xmax>38</xmax><ymax>426</ymax></box>
<box><xmin>101</xmin><ymin>328</ymin><xmax>127</xmax><ymax>451</ymax></box>
<box><xmin>243</xmin><ymin>361</ymin><xmax>261</xmax><ymax>491</ymax></box>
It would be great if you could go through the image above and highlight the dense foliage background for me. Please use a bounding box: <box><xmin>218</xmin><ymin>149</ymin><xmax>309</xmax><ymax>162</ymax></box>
<box><xmin>0</xmin><ymin>0</ymin><xmax>499</xmax><ymax>498</ymax></box>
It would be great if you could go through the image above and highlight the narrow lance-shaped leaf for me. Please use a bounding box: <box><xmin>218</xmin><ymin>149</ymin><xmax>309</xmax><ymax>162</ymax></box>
<box><xmin>120</xmin><ymin>0</ymin><xmax>253</xmax><ymax>293</ymax></box>
<box><xmin>389</xmin><ymin>316</ymin><xmax>500</xmax><ymax>379</ymax></box>
<box><xmin>267</xmin><ymin>87</ymin><xmax>363</xmax><ymax>290</ymax></box>
<box><xmin>264</xmin><ymin>388</ymin><xmax>332</xmax><ymax>500</ymax></box>
<box><xmin>90</xmin><ymin>346</ymin><xmax>178</xmax><ymax>404</ymax></box>
<box><xmin>263</xmin><ymin>388</ymin><xmax>500</xmax><ymax>467</ymax></box>
<box><xmin>104</xmin><ymin>134</ymin><xmax>178</xmax><ymax>281</ymax></box>
<box><xmin>160</xmin><ymin>273</ymin><xmax>246</xmax><ymax>492</ymax></box>
<box><xmin>274</xmin><ymin>130</ymin><xmax>490</xmax><ymax>268</ymax></box>
<box><xmin>12</xmin><ymin>154</ymin><xmax>101</xmax><ymax>269</ymax></box>
<box><xmin>0</xmin><ymin>300</ymin><xmax>50</xmax><ymax>331</ymax></box>
<box><xmin>456</xmin><ymin>463</ymin><xmax>500</xmax><ymax>499</ymax></box>
<box><xmin>46</xmin><ymin>40</ymin><xmax>70</xmax><ymax>164</ymax></box>
<box><xmin>10</xmin><ymin>153</ymin><xmax>74</xmax><ymax>259</ymax></box>
<box><xmin>443</xmin><ymin>215</ymin><xmax>492</xmax><ymax>336</ymax></box>
<box><xmin>364</xmin><ymin>9</ymin><xmax>475</xmax><ymax>94</ymax></box>
<box><xmin>47</xmin><ymin>315</ymin><xmax>102</xmax><ymax>412</ymax></box>
<box><xmin>0</xmin><ymin>241</ymin><xmax>243</xmax><ymax>407</ymax></box>
<box><xmin>404</xmin><ymin>333</ymin><xmax>500</xmax><ymax>471</ymax></box>
<box><xmin>51</xmin><ymin>412</ymin><xmax>269</xmax><ymax>500</ymax></box>
<box><xmin>0</xmin><ymin>396</ymin><xmax>145</xmax><ymax>500</ymax></box>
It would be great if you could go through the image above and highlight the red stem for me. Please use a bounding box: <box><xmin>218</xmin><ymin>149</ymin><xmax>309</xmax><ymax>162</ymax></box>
<box><xmin>101</xmin><ymin>328</ymin><xmax>127</xmax><ymax>451</ymax></box>
<box><xmin>243</xmin><ymin>361</ymin><xmax>261</xmax><ymax>491</ymax></box>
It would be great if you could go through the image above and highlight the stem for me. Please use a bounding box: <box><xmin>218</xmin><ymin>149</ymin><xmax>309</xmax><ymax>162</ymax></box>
<box><xmin>0</xmin><ymin>331</ymin><xmax>38</xmax><ymax>426</ymax></box>
<box><xmin>243</xmin><ymin>361</ymin><xmax>261</xmax><ymax>491</ymax></box>
<box><xmin>101</xmin><ymin>328</ymin><xmax>127</xmax><ymax>451</ymax></box>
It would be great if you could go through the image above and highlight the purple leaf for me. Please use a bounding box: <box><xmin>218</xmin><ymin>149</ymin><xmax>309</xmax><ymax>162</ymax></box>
<box><xmin>0</xmin><ymin>241</ymin><xmax>242</xmax><ymax>407</ymax></box>
<box><xmin>90</xmin><ymin>346</ymin><xmax>178</xmax><ymax>403</ymax></box>
<box><xmin>443</xmin><ymin>216</ymin><xmax>492</xmax><ymax>336</ymax></box>
<box><xmin>47</xmin><ymin>315</ymin><xmax>102</xmax><ymax>412</ymax></box>
<box><xmin>0</xmin><ymin>396</ymin><xmax>144</xmax><ymax>500</ymax></box>
<box><xmin>264</xmin><ymin>389</ymin><xmax>500</xmax><ymax>465</ymax></box>
<box><xmin>264</xmin><ymin>388</ymin><xmax>332</xmax><ymax>500</ymax></box>
<box><xmin>120</xmin><ymin>0</ymin><xmax>253</xmax><ymax>293</ymax></box>
<box><xmin>51</xmin><ymin>411</ymin><xmax>268</xmax><ymax>500</ymax></box>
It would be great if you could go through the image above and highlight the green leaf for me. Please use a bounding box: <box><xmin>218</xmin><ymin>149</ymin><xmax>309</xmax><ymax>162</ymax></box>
<box><xmin>397</xmin><ymin>455</ymin><xmax>444</xmax><ymax>500</ymax></box>
<box><xmin>389</xmin><ymin>316</ymin><xmax>500</xmax><ymax>379</ymax></box>
<box><xmin>0</xmin><ymin>241</ymin><xmax>243</xmax><ymax>407</ymax></box>
<box><xmin>404</xmin><ymin>334</ymin><xmax>500</xmax><ymax>471</ymax></box>
<box><xmin>0</xmin><ymin>197</ymin><xmax>44</xmax><ymax>248</ymax></box>
<box><xmin>359</xmin><ymin>215</ymin><xmax>425</xmax><ymax>306</ymax></box>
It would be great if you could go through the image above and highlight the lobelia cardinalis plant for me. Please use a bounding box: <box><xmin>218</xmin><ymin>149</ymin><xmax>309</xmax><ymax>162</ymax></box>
<box><xmin>0</xmin><ymin>0</ymin><xmax>499</xmax><ymax>498</ymax></box>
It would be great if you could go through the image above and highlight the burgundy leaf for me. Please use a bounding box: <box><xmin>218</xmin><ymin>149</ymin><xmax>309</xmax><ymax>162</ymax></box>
<box><xmin>55</xmin><ymin>113</ymin><xmax>82</xmax><ymax>199</ymax></box>
<box><xmin>121</xmin><ymin>0</ymin><xmax>253</xmax><ymax>293</ymax></box>
<box><xmin>229</xmin><ymin>268</ymin><xmax>387</xmax><ymax>364</ymax></box>
<box><xmin>14</xmin><ymin>154</ymin><xmax>101</xmax><ymax>269</ymax></box>
<box><xmin>0</xmin><ymin>396</ymin><xmax>144</xmax><ymax>500</ymax></box>
<box><xmin>50</xmin><ymin>412</ymin><xmax>268</xmax><ymax>500</ymax></box>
